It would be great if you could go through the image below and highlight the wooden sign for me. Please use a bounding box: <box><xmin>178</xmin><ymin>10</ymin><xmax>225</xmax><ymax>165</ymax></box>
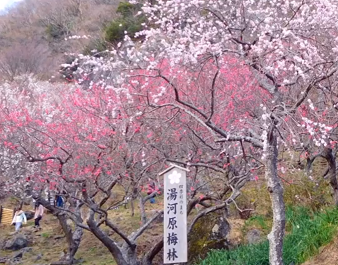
<box><xmin>0</xmin><ymin>207</ymin><xmax>14</xmax><ymax>225</ymax></box>
<box><xmin>160</xmin><ymin>165</ymin><xmax>189</xmax><ymax>264</ymax></box>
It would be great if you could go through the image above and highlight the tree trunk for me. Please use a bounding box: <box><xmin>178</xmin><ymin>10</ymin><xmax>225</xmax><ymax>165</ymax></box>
<box><xmin>265</xmin><ymin>132</ymin><xmax>285</xmax><ymax>265</ymax></box>
<box><xmin>86</xmin><ymin>211</ymin><xmax>129</xmax><ymax>265</ymax></box>
<box><xmin>69</xmin><ymin>226</ymin><xmax>82</xmax><ymax>262</ymax></box>
<box><xmin>306</xmin><ymin>148</ymin><xmax>338</xmax><ymax>205</ymax></box>
<box><xmin>139</xmin><ymin>197</ymin><xmax>147</xmax><ymax>224</ymax></box>
<box><xmin>121</xmin><ymin>244</ymin><xmax>139</xmax><ymax>265</ymax></box>
<box><xmin>131</xmin><ymin>199</ymin><xmax>135</xmax><ymax>217</ymax></box>
<box><xmin>57</xmin><ymin>214</ymin><xmax>83</xmax><ymax>264</ymax></box>
<box><xmin>36</xmin><ymin>197</ymin><xmax>83</xmax><ymax>265</ymax></box>
<box><xmin>321</xmin><ymin>148</ymin><xmax>338</xmax><ymax>205</ymax></box>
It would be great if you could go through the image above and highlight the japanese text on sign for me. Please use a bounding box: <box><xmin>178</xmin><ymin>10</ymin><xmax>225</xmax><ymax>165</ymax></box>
<box><xmin>163</xmin><ymin>167</ymin><xmax>188</xmax><ymax>264</ymax></box>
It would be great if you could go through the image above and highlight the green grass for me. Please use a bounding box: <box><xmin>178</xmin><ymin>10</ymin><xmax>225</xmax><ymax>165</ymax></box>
<box><xmin>197</xmin><ymin>206</ymin><xmax>338</xmax><ymax>265</ymax></box>
<box><xmin>41</xmin><ymin>232</ymin><xmax>51</xmax><ymax>238</ymax></box>
<box><xmin>242</xmin><ymin>214</ymin><xmax>271</xmax><ymax>236</ymax></box>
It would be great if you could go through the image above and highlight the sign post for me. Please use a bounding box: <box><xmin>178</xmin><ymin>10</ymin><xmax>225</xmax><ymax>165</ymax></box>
<box><xmin>160</xmin><ymin>164</ymin><xmax>189</xmax><ymax>264</ymax></box>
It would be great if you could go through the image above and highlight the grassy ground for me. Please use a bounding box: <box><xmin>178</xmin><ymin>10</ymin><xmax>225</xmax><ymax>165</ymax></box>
<box><xmin>302</xmin><ymin>235</ymin><xmax>338</xmax><ymax>265</ymax></box>
<box><xmin>197</xmin><ymin>206</ymin><xmax>338</xmax><ymax>265</ymax></box>
<box><xmin>0</xmin><ymin>212</ymin><xmax>66</xmax><ymax>264</ymax></box>
<box><xmin>0</xmin><ymin>195</ymin><xmax>164</xmax><ymax>265</ymax></box>
<box><xmin>0</xmin><ymin>156</ymin><xmax>336</xmax><ymax>265</ymax></box>
<box><xmin>2</xmin><ymin>197</ymin><xmax>338</xmax><ymax>265</ymax></box>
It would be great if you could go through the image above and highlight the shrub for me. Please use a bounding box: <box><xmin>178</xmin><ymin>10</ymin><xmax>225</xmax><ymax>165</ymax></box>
<box><xmin>104</xmin><ymin>1</ymin><xmax>145</xmax><ymax>43</ymax></box>
<box><xmin>116</xmin><ymin>1</ymin><xmax>136</xmax><ymax>17</ymax></box>
<box><xmin>83</xmin><ymin>39</ymin><xmax>107</xmax><ymax>56</ymax></box>
<box><xmin>45</xmin><ymin>23</ymin><xmax>68</xmax><ymax>39</ymax></box>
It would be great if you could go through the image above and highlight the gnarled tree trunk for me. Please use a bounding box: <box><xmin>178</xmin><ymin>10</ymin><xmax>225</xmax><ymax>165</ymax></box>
<box><xmin>86</xmin><ymin>210</ymin><xmax>130</xmax><ymax>265</ymax></box>
<box><xmin>56</xmin><ymin>213</ymin><xmax>83</xmax><ymax>264</ymax></box>
<box><xmin>321</xmin><ymin>147</ymin><xmax>338</xmax><ymax>206</ymax></box>
<box><xmin>305</xmin><ymin>147</ymin><xmax>338</xmax><ymax>206</ymax></box>
<box><xmin>37</xmin><ymin>197</ymin><xmax>83</xmax><ymax>265</ymax></box>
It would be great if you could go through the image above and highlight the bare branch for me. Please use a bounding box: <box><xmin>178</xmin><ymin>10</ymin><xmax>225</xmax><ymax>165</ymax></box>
<box><xmin>129</xmin><ymin>210</ymin><xmax>164</xmax><ymax>241</ymax></box>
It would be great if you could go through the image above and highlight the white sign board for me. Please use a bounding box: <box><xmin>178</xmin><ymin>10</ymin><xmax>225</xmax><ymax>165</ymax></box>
<box><xmin>162</xmin><ymin>166</ymin><xmax>188</xmax><ymax>264</ymax></box>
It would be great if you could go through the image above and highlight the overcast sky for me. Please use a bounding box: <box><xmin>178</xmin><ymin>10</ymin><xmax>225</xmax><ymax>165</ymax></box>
<box><xmin>0</xmin><ymin>0</ymin><xmax>23</xmax><ymax>12</ymax></box>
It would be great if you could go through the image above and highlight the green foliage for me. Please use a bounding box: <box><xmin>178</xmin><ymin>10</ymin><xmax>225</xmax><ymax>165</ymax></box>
<box><xmin>83</xmin><ymin>39</ymin><xmax>107</xmax><ymax>56</ymax></box>
<box><xmin>105</xmin><ymin>19</ymin><xmax>129</xmax><ymax>43</ymax></box>
<box><xmin>41</xmin><ymin>232</ymin><xmax>51</xmax><ymax>238</ymax></box>
<box><xmin>104</xmin><ymin>1</ymin><xmax>145</xmax><ymax>43</ymax></box>
<box><xmin>197</xmin><ymin>206</ymin><xmax>338</xmax><ymax>265</ymax></box>
<box><xmin>116</xmin><ymin>2</ymin><xmax>135</xmax><ymax>17</ymax></box>
<box><xmin>283</xmin><ymin>207</ymin><xmax>338</xmax><ymax>264</ymax></box>
<box><xmin>243</xmin><ymin>215</ymin><xmax>271</xmax><ymax>236</ymax></box>
<box><xmin>198</xmin><ymin>241</ymin><xmax>269</xmax><ymax>265</ymax></box>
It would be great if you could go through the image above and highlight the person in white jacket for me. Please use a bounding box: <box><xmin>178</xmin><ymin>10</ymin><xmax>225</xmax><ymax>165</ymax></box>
<box><xmin>11</xmin><ymin>207</ymin><xmax>27</xmax><ymax>232</ymax></box>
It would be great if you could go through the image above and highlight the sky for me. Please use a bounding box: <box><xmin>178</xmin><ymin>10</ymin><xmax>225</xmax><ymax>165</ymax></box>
<box><xmin>0</xmin><ymin>0</ymin><xmax>23</xmax><ymax>12</ymax></box>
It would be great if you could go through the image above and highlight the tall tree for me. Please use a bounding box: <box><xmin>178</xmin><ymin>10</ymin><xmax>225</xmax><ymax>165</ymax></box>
<box><xmin>93</xmin><ymin>1</ymin><xmax>338</xmax><ymax>263</ymax></box>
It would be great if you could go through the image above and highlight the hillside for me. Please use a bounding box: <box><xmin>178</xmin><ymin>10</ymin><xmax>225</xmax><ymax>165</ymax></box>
<box><xmin>0</xmin><ymin>196</ymin><xmax>164</xmax><ymax>265</ymax></box>
<box><xmin>0</xmin><ymin>0</ymin><xmax>122</xmax><ymax>82</ymax></box>
<box><xmin>2</xmin><ymin>171</ymin><xmax>338</xmax><ymax>265</ymax></box>
<box><xmin>303</xmin><ymin>238</ymin><xmax>338</xmax><ymax>265</ymax></box>
<box><xmin>1</xmin><ymin>1</ymin><xmax>338</xmax><ymax>265</ymax></box>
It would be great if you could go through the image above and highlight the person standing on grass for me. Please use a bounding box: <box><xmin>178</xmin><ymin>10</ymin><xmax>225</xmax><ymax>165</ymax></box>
<box><xmin>147</xmin><ymin>178</ymin><xmax>156</xmax><ymax>204</ymax></box>
<box><xmin>11</xmin><ymin>207</ymin><xmax>27</xmax><ymax>232</ymax></box>
<box><xmin>33</xmin><ymin>202</ymin><xmax>44</xmax><ymax>229</ymax></box>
